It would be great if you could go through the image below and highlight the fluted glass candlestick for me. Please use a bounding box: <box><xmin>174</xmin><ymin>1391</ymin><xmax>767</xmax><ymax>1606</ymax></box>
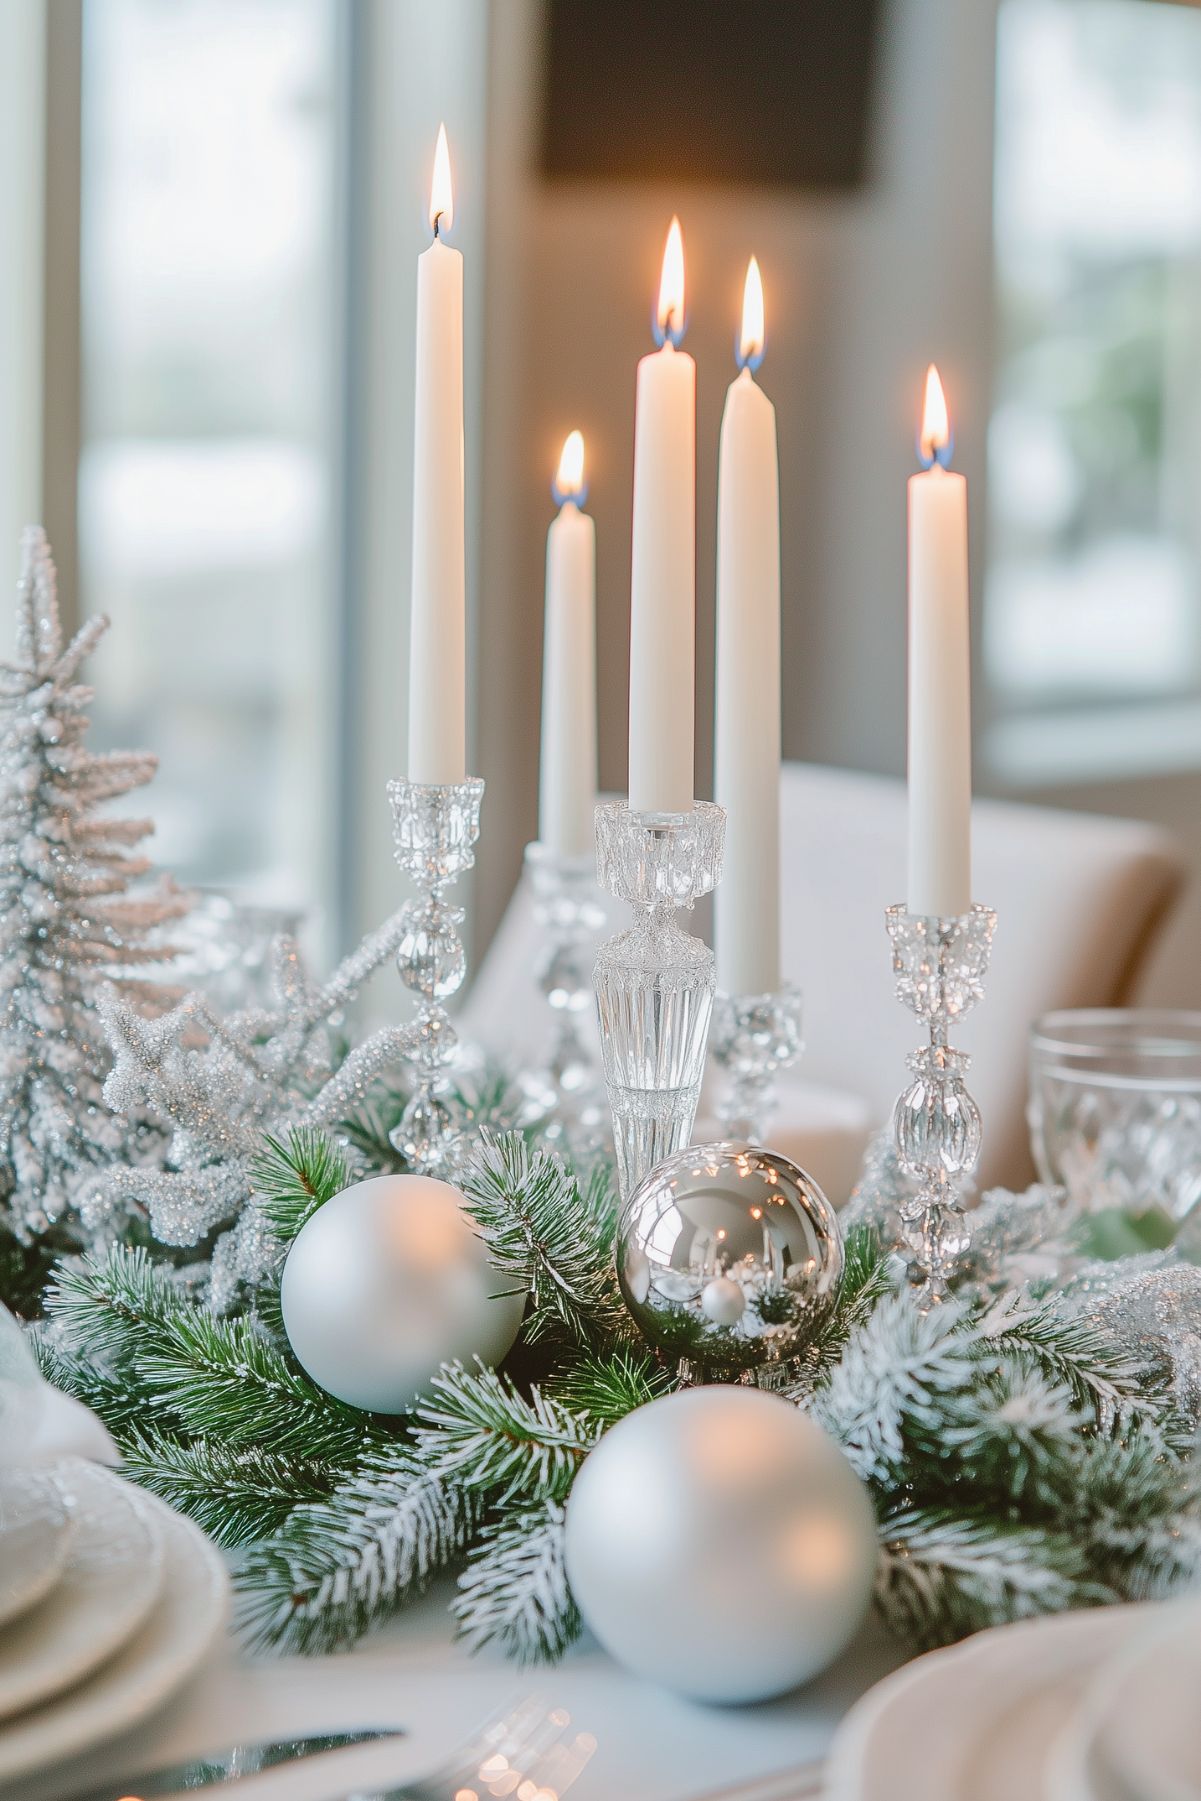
<box><xmin>387</xmin><ymin>776</ymin><xmax>485</xmax><ymax>1176</ymax></box>
<box><xmin>521</xmin><ymin>840</ymin><xmax>608</xmax><ymax>1154</ymax></box>
<box><xmin>710</xmin><ymin>984</ymin><xmax>803</xmax><ymax>1142</ymax></box>
<box><xmin>593</xmin><ymin>800</ymin><xmax>725</xmax><ymax>1199</ymax></box>
<box><xmin>885</xmin><ymin>902</ymin><xmax>996</xmax><ymax>1305</ymax></box>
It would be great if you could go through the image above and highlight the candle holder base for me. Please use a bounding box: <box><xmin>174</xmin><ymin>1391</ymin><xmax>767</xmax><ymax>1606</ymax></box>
<box><xmin>519</xmin><ymin>841</ymin><xmax>609</xmax><ymax>1157</ymax></box>
<box><xmin>594</xmin><ymin>800</ymin><xmax>725</xmax><ymax>1200</ymax></box>
<box><xmin>885</xmin><ymin>902</ymin><xmax>996</xmax><ymax>1305</ymax></box>
<box><xmin>387</xmin><ymin>776</ymin><xmax>485</xmax><ymax>1178</ymax></box>
<box><xmin>710</xmin><ymin>984</ymin><xmax>803</xmax><ymax>1143</ymax></box>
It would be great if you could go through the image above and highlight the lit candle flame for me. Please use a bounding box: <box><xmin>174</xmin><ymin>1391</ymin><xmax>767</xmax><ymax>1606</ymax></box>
<box><xmin>918</xmin><ymin>363</ymin><xmax>953</xmax><ymax>467</ymax></box>
<box><xmin>429</xmin><ymin>122</ymin><xmax>453</xmax><ymax>236</ymax></box>
<box><xmin>553</xmin><ymin>429</ymin><xmax>586</xmax><ymax>505</ymax></box>
<box><xmin>655</xmin><ymin>216</ymin><xmax>686</xmax><ymax>347</ymax></box>
<box><xmin>737</xmin><ymin>255</ymin><xmax>765</xmax><ymax>371</ymax></box>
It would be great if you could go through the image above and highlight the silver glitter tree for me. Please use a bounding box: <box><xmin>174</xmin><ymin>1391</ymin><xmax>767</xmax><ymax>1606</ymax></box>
<box><xmin>0</xmin><ymin>528</ymin><xmax>189</xmax><ymax>1246</ymax></box>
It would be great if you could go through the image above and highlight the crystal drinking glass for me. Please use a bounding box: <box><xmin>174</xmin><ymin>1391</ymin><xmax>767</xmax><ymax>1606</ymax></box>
<box><xmin>1028</xmin><ymin>1009</ymin><xmax>1201</xmax><ymax>1224</ymax></box>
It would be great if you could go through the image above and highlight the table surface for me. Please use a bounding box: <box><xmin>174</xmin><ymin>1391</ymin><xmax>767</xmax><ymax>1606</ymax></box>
<box><xmin>9</xmin><ymin>1582</ymin><xmax>912</xmax><ymax>1801</ymax></box>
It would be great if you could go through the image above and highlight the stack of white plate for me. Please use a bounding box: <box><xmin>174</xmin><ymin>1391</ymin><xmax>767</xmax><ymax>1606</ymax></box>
<box><xmin>0</xmin><ymin>1457</ymin><xmax>227</xmax><ymax>1791</ymax></box>
<box><xmin>825</xmin><ymin>1599</ymin><xmax>1201</xmax><ymax>1801</ymax></box>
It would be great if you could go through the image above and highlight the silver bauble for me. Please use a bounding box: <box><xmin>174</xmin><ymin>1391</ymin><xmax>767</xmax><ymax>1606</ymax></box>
<box><xmin>616</xmin><ymin>1142</ymin><xmax>844</xmax><ymax>1373</ymax></box>
<box><xmin>280</xmin><ymin>1175</ymin><xmax>525</xmax><ymax>1413</ymax></box>
<box><xmin>564</xmin><ymin>1386</ymin><xmax>877</xmax><ymax>1703</ymax></box>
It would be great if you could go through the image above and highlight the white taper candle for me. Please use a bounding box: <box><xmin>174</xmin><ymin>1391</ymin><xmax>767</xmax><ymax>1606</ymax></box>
<box><xmin>715</xmin><ymin>257</ymin><xmax>781</xmax><ymax>995</ymax></box>
<box><xmin>907</xmin><ymin>364</ymin><xmax>972</xmax><ymax>918</ymax></box>
<box><xmin>628</xmin><ymin>217</ymin><xmax>695</xmax><ymax>816</ymax></box>
<box><xmin>408</xmin><ymin>124</ymin><xmax>466</xmax><ymax>785</ymax></box>
<box><xmin>540</xmin><ymin>431</ymin><xmax>597</xmax><ymax>858</ymax></box>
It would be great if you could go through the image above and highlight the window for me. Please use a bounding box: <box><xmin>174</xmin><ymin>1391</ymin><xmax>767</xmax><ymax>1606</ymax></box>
<box><xmin>77</xmin><ymin>0</ymin><xmax>344</xmax><ymax>933</ymax></box>
<box><xmin>988</xmin><ymin>0</ymin><xmax>1201</xmax><ymax>728</ymax></box>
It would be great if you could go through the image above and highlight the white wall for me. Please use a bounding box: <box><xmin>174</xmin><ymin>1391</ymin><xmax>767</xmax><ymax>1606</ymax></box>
<box><xmin>474</xmin><ymin>0</ymin><xmax>1001</xmax><ymax>946</ymax></box>
<box><xmin>0</xmin><ymin>1</ymin><xmax>47</xmax><ymax>655</ymax></box>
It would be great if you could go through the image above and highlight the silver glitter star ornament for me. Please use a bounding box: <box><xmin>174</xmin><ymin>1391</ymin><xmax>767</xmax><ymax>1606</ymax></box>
<box><xmin>87</xmin><ymin>919</ymin><xmax>424</xmax><ymax>1309</ymax></box>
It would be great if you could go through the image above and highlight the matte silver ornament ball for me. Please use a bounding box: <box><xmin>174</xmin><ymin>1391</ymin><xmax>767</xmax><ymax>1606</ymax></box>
<box><xmin>564</xmin><ymin>1386</ymin><xmax>878</xmax><ymax>1703</ymax></box>
<box><xmin>616</xmin><ymin>1142</ymin><xmax>844</xmax><ymax>1374</ymax></box>
<box><xmin>280</xmin><ymin>1174</ymin><xmax>525</xmax><ymax>1413</ymax></box>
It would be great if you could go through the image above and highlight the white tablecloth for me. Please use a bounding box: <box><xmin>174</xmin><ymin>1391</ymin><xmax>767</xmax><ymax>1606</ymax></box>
<box><xmin>13</xmin><ymin>1583</ymin><xmax>910</xmax><ymax>1801</ymax></box>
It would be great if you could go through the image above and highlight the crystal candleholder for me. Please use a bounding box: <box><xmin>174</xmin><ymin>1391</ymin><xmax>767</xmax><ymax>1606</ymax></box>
<box><xmin>593</xmin><ymin>799</ymin><xmax>725</xmax><ymax>1200</ymax></box>
<box><xmin>885</xmin><ymin>902</ymin><xmax>997</xmax><ymax>1305</ymax></box>
<box><xmin>710</xmin><ymin>985</ymin><xmax>804</xmax><ymax>1143</ymax></box>
<box><xmin>521</xmin><ymin>840</ymin><xmax>608</xmax><ymax>1154</ymax></box>
<box><xmin>387</xmin><ymin>776</ymin><xmax>485</xmax><ymax>1176</ymax></box>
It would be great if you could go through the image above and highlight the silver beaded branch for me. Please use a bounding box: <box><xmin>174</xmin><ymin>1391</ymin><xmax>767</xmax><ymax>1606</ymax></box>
<box><xmin>0</xmin><ymin>527</ymin><xmax>190</xmax><ymax>1244</ymax></box>
<box><xmin>89</xmin><ymin>917</ymin><xmax>422</xmax><ymax>1310</ymax></box>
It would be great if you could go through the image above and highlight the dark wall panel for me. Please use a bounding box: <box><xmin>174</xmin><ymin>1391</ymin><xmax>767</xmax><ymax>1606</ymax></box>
<box><xmin>542</xmin><ymin>0</ymin><xmax>880</xmax><ymax>189</ymax></box>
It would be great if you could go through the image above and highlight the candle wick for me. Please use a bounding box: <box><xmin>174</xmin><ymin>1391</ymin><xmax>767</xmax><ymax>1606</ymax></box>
<box><xmin>432</xmin><ymin>212</ymin><xmax>443</xmax><ymax>240</ymax></box>
<box><xmin>917</xmin><ymin>432</ymin><xmax>955</xmax><ymax>472</ymax></box>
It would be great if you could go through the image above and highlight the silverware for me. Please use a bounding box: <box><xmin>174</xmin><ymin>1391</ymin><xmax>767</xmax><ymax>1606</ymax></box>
<box><xmin>337</xmin><ymin>1697</ymin><xmax>598</xmax><ymax>1800</ymax></box>
<box><xmin>79</xmin><ymin>1702</ymin><xmax>819</xmax><ymax>1801</ymax></box>
<box><xmin>65</xmin><ymin>1729</ymin><xmax>406</xmax><ymax>1799</ymax></box>
<box><xmin>335</xmin><ymin>1708</ymin><xmax>821</xmax><ymax>1801</ymax></box>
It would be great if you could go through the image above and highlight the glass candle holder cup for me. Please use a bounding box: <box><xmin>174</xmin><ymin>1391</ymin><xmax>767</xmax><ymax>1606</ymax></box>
<box><xmin>593</xmin><ymin>800</ymin><xmax>725</xmax><ymax>1201</ymax></box>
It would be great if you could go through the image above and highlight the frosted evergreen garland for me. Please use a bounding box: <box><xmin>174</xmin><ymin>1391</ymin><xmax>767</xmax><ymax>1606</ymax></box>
<box><xmin>0</xmin><ymin>529</ymin><xmax>188</xmax><ymax>1289</ymax></box>
<box><xmin>39</xmin><ymin>1121</ymin><xmax>1201</xmax><ymax>1666</ymax></box>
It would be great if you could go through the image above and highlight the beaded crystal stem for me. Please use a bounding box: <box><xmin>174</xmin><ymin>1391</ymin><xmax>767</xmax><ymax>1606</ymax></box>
<box><xmin>521</xmin><ymin>840</ymin><xmax>608</xmax><ymax>1154</ymax></box>
<box><xmin>593</xmin><ymin>800</ymin><xmax>725</xmax><ymax>1200</ymax></box>
<box><xmin>710</xmin><ymin>984</ymin><xmax>804</xmax><ymax>1142</ymax></box>
<box><xmin>885</xmin><ymin>903</ymin><xmax>997</xmax><ymax>1305</ymax></box>
<box><xmin>387</xmin><ymin>776</ymin><xmax>485</xmax><ymax>1176</ymax></box>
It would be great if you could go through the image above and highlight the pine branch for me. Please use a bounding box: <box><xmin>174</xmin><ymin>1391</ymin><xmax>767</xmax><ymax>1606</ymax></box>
<box><xmin>44</xmin><ymin>1246</ymin><xmax>190</xmax><ymax>1386</ymax></box>
<box><xmin>1068</xmin><ymin>1425</ymin><xmax>1201</xmax><ymax>1599</ymax></box>
<box><xmin>235</xmin><ymin>1449</ymin><xmax>477</xmax><ymax>1654</ymax></box>
<box><xmin>251</xmin><ymin>1129</ymin><xmax>350</xmax><ymax>1244</ymax></box>
<box><xmin>976</xmin><ymin>1292</ymin><xmax>1164</xmax><ymax>1429</ymax></box>
<box><xmin>933</xmin><ymin>1361</ymin><xmax>1087</xmax><ymax>1506</ymax></box>
<box><xmin>34</xmin><ymin>1337</ymin><xmax>157</xmax><ymax>1440</ymax></box>
<box><xmin>45</xmin><ymin>1246</ymin><xmax>384</xmax><ymax>1463</ymax></box>
<box><xmin>787</xmin><ymin>1225</ymin><xmax>891</xmax><ymax>1398</ymax></box>
<box><xmin>118</xmin><ymin>1431</ymin><xmax>340</xmax><ymax>1548</ymax></box>
<box><xmin>875</xmin><ymin>1507</ymin><xmax>1096</xmax><ymax>1648</ymax></box>
<box><xmin>811</xmin><ymin>1293</ymin><xmax>978</xmax><ymax>1484</ymax></box>
<box><xmin>547</xmin><ymin>1347</ymin><xmax>675</xmax><ymax>1425</ymax></box>
<box><xmin>140</xmin><ymin>1305</ymin><xmax>383</xmax><ymax>1462</ymax></box>
<box><xmin>414</xmin><ymin>1361</ymin><xmax>597</xmax><ymax>1504</ymax></box>
<box><xmin>460</xmin><ymin>1132</ymin><xmax>624</xmax><ymax>1345</ymax></box>
<box><xmin>453</xmin><ymin>1500</ymin><xmax>580</xmax><ymax>1664</ymax></box>
<box><xmin>453</xmin><ymin>1072</ymin><xmax>535</xmax><ymax>1140</ymax></box>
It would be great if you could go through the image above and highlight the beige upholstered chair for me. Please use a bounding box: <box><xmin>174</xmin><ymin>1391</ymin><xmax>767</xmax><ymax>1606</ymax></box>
<box><xmin>462</xmin><ymin>765</ymin><xmax>1185</xmax><ymax>1199</ymax></box>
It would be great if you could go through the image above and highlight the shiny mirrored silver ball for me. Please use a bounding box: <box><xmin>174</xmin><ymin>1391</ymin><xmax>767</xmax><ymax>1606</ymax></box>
<box><xmin>617</xmin><ymin>1142</ymin><xmax>844</xmax><ymax>1372</ymax></box>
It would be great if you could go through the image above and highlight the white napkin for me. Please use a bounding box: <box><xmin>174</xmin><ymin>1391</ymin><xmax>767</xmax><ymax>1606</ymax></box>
<box><xmin>0</xmin><ymin>1301</ymin><xmax>118</xmax><ymax>1470</ymax></box>
<box><xmin>25</xmin><ymin>1386</ymin><xmax>118</xmax><ymax>1467</ymax></box>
